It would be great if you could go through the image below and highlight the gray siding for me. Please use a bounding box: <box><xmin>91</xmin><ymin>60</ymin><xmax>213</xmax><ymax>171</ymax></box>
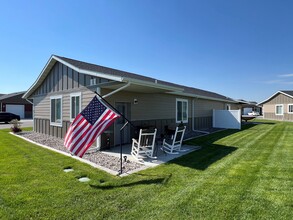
<box><xmin>33</xmin><ymin>87</ymin><xmax>96</xmax><ymax>120</ymax></box>
<box><xmin>33</xmin><ymin>62</ymin><xmax>110</xmax><ymax>96</ymax></box>
<box><xmin>262</xmin><ymin>93</ymin><xmax>293</xmax><ymax>121</ymax></box>
<box><xmin>30</xmin><ymin>61</ymin><xmax>241</xmax><ymax>143</ymax></box>
<box><xmin>34</xmin><ymin>118</ymin><xmax>71</xmax><ymax>139</ymax></box>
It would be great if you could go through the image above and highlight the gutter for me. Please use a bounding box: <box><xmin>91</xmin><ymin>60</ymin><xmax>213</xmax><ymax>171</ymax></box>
<box><xmin>102</xmin><ymin>82</ymin><xmax>131</xmax><ymax>98</ymax></box>
<box><xmin>168</xmin><ymin>91</ymin><xmax>237</xmax><ymax>104</ymax></box>
<box><xmin>122</xmin><ymin>77</ymin><xmax>184</xmax><ymax>93</ymax></box>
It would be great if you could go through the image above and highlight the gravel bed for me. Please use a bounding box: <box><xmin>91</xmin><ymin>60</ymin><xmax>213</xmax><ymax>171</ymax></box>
<box><xmin>16</xmin><ymin>131</ymin><xmax>145</xmax><ymax>174</ymax></box>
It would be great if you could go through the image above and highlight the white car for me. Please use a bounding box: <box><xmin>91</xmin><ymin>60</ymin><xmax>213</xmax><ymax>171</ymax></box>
<box><xmin>248</xmin><ymin>111</ymin><xmax>260</xmax><ymax>116</ymax></box>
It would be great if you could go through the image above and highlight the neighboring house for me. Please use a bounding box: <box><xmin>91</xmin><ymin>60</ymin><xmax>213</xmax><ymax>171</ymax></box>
<box><xmin>237</xmin><ymin>100</ymin><xmax>262</xmax><ymax>115</ymax></box>
<box><xmin>259</xmin><ymin>90</ymin><xmax>293</xmax><ymax>121</ymax></box>
<box><xmin>0</xmin><ymin>91</ymin><xmax>33</xmax><ymax>119</ymax></box>
<box><xmin>23</xmin><ymin>55</ymin><xmax>240</xmax><ymax>148</ymax></box>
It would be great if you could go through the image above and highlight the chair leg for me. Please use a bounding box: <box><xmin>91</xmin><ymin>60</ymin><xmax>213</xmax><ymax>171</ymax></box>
<box><xmin>162</xmin><ymin>145</ymin><xmax>179</xmax><ymax>154</ymax></box>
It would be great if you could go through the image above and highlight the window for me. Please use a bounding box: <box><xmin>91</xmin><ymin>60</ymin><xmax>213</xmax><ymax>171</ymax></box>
<box><xmin>50</xmin><ymin>95</ymin><xmax>62</xmax><ymax>126</ymax></box>
<box><xmin>90</xmin><ymin>78</ymin><xmax>97</xmax><ymax>86</ymax></box>
<box><xmin>288</xmin><ymin>104</ymin><xmax>293</xmax><ymax>114</ymax></box>
<box><xmin>275</xmin><ymin>104</ymin><xmax>283</xmax><ymax>115</ymax></box>
<box><xmin>176</xmin><ymin>99</ymin><xmax>188</xmax><ymax>123</ymax></box>
<box><xmin>70</xmin><ymin>93</ymin><xmax>81</xmax><ymax>121</ymax></box>
<box><xmin>225</xmin><ymin>104</ymin><xmax>231</xmax><ymax>110</ymax></box>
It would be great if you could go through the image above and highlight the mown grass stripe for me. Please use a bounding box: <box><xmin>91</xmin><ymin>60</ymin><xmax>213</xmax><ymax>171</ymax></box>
<box><xmin>0</xmin><ymin>121</ymin><xmax>292</xmax><ymax>219</ymax></box>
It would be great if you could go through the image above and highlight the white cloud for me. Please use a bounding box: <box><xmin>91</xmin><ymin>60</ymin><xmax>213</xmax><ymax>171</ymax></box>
<box><xmin>264</xmin><ymin>79</ymin><xmax>283</xmax><ymax>84</ymax></box>
<box><xmin>263</xmin><ymin>79</ymin><xmax>293</xmax><ymax>84</ymax></box>
<box><xmin>278</xmin><ymin>73</ymin><xmax>293</xmax><ymax>77</ymax></box>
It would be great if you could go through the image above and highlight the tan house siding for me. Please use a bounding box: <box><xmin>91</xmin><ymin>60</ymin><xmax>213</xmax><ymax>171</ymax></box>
<box><xmin>29</xmin><ymin>58</ymin><xmax>241</xmax><ymax>145</ymax></box>
<box><xmin>194</xmin><ymin>99</ymin><xmax>224</xmax><ymax>117</ymax></box>
<box><xmin>105</xmin><ymin>91</ymin><xmax>183</xmax><ymax>121</ymax></box>
<box><xmin>262</xmin><ymin>93</ymin><xmax>293</xmax><ymax>121</ymax></box>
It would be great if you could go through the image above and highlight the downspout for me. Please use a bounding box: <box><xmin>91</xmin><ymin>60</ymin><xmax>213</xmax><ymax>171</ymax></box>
<box><xmin>95</xmin><ymin>82</ymin><xmax>131</xmax><ymax>150</ymax></box>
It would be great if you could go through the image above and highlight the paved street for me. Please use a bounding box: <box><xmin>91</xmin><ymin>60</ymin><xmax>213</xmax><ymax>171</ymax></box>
<box><xmin>0</xmin><ymin>119</ymin><xmax>33</xmax><ymax>129</ymax></box>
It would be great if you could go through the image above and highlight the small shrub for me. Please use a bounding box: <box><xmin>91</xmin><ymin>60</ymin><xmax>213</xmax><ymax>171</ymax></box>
<box><xmin>10</xmin><ymin>119</ymin><xmax>22</xmax><ymax>133</ymax></box>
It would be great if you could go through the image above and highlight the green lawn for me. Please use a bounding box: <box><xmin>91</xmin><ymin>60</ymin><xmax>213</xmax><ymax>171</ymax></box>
<box><xmin>0</xmin><ymin>121</ymin><xmax>292</xmax><ymax>219</ymax></box>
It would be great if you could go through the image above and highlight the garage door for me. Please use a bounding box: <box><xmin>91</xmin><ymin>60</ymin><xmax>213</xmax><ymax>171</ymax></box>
<box><xmin>6</xmin><ymin>104</ymin><xmax>25</xmax><ymax>119</ymax></box>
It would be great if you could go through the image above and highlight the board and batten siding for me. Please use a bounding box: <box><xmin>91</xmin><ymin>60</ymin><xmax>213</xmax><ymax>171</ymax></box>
<box><xmin>30</xmin><ymin>60</ymin><xmax>240</xmax><ymax>141</ymax></box>
<box><xmin>262</xmin><ymin>93</ymin><xmax>293</xmax><ymax>121</ymax></box>
<box><xmin>33</xmin><ymin>62</ymin><xmax>109</xmax><ymax>96</ymax></box>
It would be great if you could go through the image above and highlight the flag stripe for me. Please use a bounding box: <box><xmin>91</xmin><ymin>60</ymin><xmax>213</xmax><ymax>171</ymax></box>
<box><xmin>64</xmin><ymin>114</ymin><xmax>84</xmax><ymax>146</ymax></box>
<box><xmin>76</xmin><ymin>111</ymin><xmax>117</xmax><ymax>157</ymax></box>
<box><xmin>68</xmin><ymin>122</ymin><xmax>91</xmax><ymax>153</ymax></box>
<box><xmin>64</xmin><ymin>96</ymin><xmax>120</xmax><ymax>158</ymax></box>
<box><xmin>71</xmin><ymin>110</ymin><xmax>111</xmax><ymax>154</ymax></box>
<box><xmin>74</xmin><ymin>110</ymin><xmax>114</xmax><ymax>156</ymax></box>
<box><xmin>65</xmin><ymin>117</ymin><xmax>88</xmax><ymax>148</ymax></box>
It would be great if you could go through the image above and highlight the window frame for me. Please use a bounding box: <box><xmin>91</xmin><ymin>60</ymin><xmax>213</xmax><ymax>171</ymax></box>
<box><xmin>50</xmin><ymin>95</ymin><xmax>63</xmax><ymax>127</ymax></box>
<box><xmin>176</xmin><ymin>98</ymin><xmax>188</xmax><ymax>123</ymax></box>
<box><xmin>70</xmin><ymin>92</ymin><xmax>81</xmax><ymax>121</ymax></box>
<box><xmin>288</xmin><ymin>104</ymin><xmax>293</xmax><ymax>114</ymax></box>
<box><xmin>275</xmin><ymin>104</ymin><xmax>284</xmax><ymax>116</ymax></box>
<box><xmin>225</xmin><ymin>104</ymin><xmax>231</xmax><ymax>110</ymax></box>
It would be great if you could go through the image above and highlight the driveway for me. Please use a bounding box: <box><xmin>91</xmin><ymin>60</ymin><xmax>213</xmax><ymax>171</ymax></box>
<box><xmin>0</xmin><ymin>119</ymin><xmax>33</xmax><ymax>129</ymax></box>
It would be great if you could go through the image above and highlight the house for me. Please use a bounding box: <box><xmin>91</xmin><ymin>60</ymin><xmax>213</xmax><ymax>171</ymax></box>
<box><xmin>23</xmin><ymin>55</ymin><xmax>241</xmax><ymax>149</ymax></box>
<box><xmin>0</xmin><ymin>91</ymin><xmax>33</xmax><ymax>119</ymax></box>
<box><xmin>259</xmin><ymin>90</ymin><xmax>293</xmax><ymax>121</ymax></box>
<box><xmin>237</xmin><ymin>99</ymin><xmax>262</xmax><ymax>115</ymax></box>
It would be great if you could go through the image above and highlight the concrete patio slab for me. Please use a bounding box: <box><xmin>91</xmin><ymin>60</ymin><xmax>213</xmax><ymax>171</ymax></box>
<box><xmin>102</xmin><ymin>144</ymin><xmax>202</xmax><ymax>168</ymax></box>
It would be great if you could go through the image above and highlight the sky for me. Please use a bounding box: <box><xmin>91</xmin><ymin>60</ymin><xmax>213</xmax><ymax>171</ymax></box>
<box><xmin>1</xmin><ymin>0</ymin><xmax>293</xmax><ymax>103</ymax></box>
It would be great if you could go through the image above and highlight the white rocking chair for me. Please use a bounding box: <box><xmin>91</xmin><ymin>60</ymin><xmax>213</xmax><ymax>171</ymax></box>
<box><xmin>131</xmin><ymin>128</ymin><xmax>157</xmax><ymax>161</ymax></box>
<box><xmin>162</xmin><ymin>126</ymin><xmax>186</xmax><ymax>154</ymax></box>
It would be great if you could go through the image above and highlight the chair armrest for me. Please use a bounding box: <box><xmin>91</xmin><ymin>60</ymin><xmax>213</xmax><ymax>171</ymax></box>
<box><xmin>132</xmin><ymin>138</ymin><xmax>138</xmax><ymax>144</ymax></box>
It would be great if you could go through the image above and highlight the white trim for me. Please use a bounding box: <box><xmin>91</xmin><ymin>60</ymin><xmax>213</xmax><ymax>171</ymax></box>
<box><xmin>102</xmin><ymin>82</ymin><xmax>131</xmax><ymax>98</ymax></box>
<box><xmin>23</xmin><ymin>56</ymin><xmax>57</xmax><ymax>99</ymax></box>
<box><xmin>288</xmin><ymin>104</ymin><xmax>293</xmax><ymax>114</ymax></box>
<box><xmin>50</xmin><ymin>95</ymin><xmax>63</xmax><ymax>127</ymax></box>
<box><xmin>70</xmin><ymin>92</ymin><xmax>81</xmax><ymax>122</ymax></box>
<box><xmin>122</xmin><ymin>77</ymin><xmax>183</xmax><ymax>93</ymax></box>
<box><xmin>176</xmin><ymin>98</ymin><xmax>188</xmax><ymax>123</ymax></box>
<box><xmin>225</xmin><ymin>104</ymin><xmax>231</xmax><ymax>110</ymax></box>
<box><xmin>53</xmin><ymin>55</ymin><xmax>123</xmax><ymax>82</ymax></box>
<box><xmin>259</xmin><ymin>91</ymin><xmax>293</xmax><ymax>105</ymax></box>
<box><xmin>168</xmin><ymin>91</ymin><xmax>238</xmax><ymax>103</ymax></box>
<box><xmin>275</xmin><ymin>104</ymin><xmax>284</xmax><ymax>116</ymax></box>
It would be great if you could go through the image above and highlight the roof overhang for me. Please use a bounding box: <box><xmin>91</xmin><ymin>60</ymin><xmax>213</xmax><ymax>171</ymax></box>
<box><xmin>23</xmin><ymin>55</ymin><xmax>183</xmax><ymax>99</ymax></box>
<box><xmin>98</xmin><ymin>80</ymin><xmax>183</xmax><ymax>94</ymax></box>
<box><xmin>167</xmin><ymin>91</ymin><xmax>238</xmax><ymax>103</ymax></box>
<box><xmin>258</xmin><ymin>91</ymin><xmax>293</xmax><ymax>105</ymax></box>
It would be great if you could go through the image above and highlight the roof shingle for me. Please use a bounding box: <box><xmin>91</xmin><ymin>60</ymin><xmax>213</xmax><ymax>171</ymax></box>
<box><xmin>55</xmin><ymin>55</ymin><xmax>235</xmax><ymax>102</ymax></box>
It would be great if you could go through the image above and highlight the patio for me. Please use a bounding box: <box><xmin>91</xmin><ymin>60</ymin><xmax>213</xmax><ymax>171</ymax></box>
<box><xmin>101</xmin><ymin>128</ymin><xmax>222</xmax><ymax>169</ymax></box>
<box><xmin>102</xmin><ymin>143</ymin><xmax>202</xmax><ymax>168</ymax></box>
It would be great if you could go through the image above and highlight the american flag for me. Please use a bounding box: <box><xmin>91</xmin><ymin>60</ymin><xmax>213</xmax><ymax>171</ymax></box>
<box><xmin>64</xmin><ymin>96</ymin><xmax>120</xmax><ymax>158</ymax></box>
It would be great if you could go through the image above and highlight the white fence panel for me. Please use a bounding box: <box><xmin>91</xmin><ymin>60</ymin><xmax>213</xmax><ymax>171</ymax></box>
<box><xmin>213</xmin><ymin>109</ymin><xmax>241</xmax><ymax>130</ymax></box>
